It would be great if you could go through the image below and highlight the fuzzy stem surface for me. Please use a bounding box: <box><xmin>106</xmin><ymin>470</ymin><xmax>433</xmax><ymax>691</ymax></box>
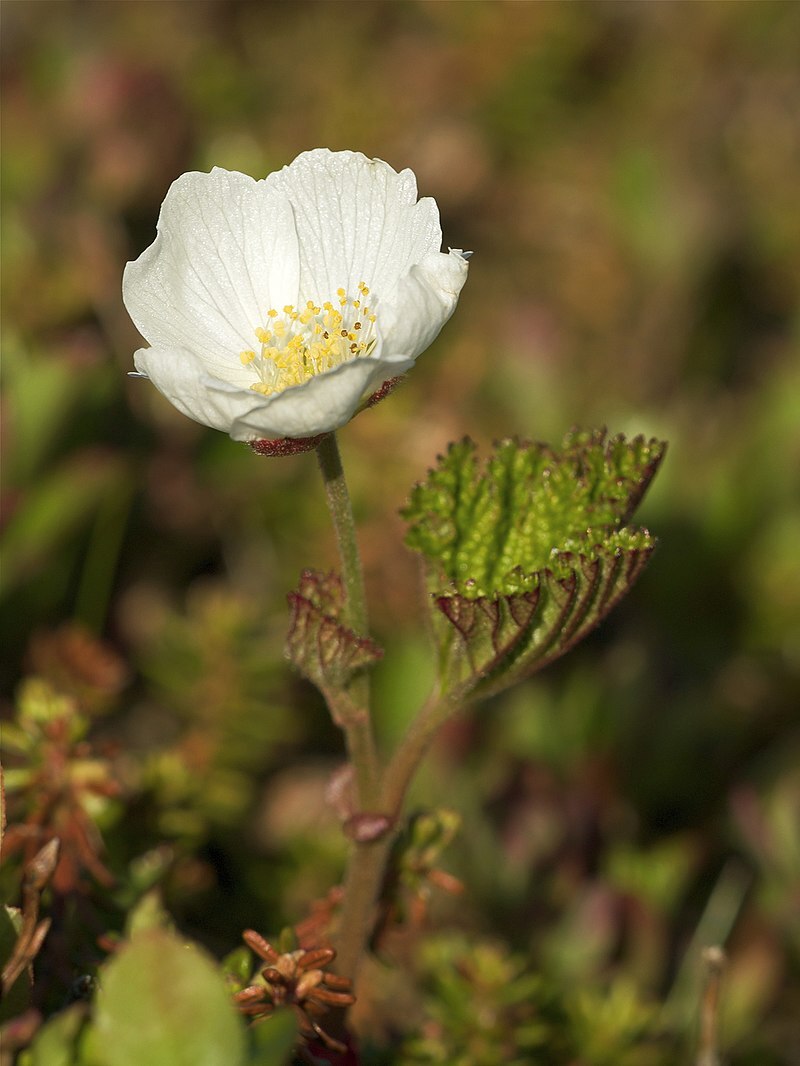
<box><xmin>316</xmin><ymin>433</ymin><xmax>379</xmax><ymax>808</ymax></box>
<box><xmin>315</xmin><ymin>435</ymin><xmax>459</xmax><ymax>992</ymax></box>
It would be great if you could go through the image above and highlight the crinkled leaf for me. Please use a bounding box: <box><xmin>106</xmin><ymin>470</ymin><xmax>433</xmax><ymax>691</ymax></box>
<box><xmin>436</xmin><ymin>538</ymin><xmax>654</xmax><ymax>698</ymax></box>
<box><xmin>402</xmin><ymin>430</ymin><xmax>664</xmax><ymax>697</ymax></box>
<box><xmin>404</xmin><ymin>430</ymin><xmax>663</xmax><ymax>596</ymax></box>
<box><xmin>286</xmin><ymin>570</ymin><xmax>382</xmax><ymax>703</ymax></box>
<box><xmin>84</xmin><ymin>930</ymin><xmax>246</xmax><ymax>1066</ymax></box>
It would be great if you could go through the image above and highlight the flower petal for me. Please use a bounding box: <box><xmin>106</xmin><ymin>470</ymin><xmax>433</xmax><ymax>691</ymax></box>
<box><xmin>125</xmin><ymin>151</ymin><xmax>469</xmax><ymax>445</ymax></box>
<box><xmin>263</xmin><ymin>149</ymin><xmax>442</xmax><ymax>303</ymax></box>
<box><xmin>133</xmin><ymin>345</ymin><xmax>258</xmax><ymax>433</ymax></box>
<box><xmin>123</xmin><ymin>169</ymin><xmax>299</xmax><ymax>381</ymax></box>
<box><xmin>136</xmin><ymin>340</ymin><xmax>413</xmax><ymax>441</ymax></box>
<box><xmin>379</xmin><ymin>248</ymin><xmax>470</xmax><ymax>360</ymax></box>
<box><xmin>216</xmin><ymin>353</ymin><xmax>416</xmax><ymax>441</ymax></box>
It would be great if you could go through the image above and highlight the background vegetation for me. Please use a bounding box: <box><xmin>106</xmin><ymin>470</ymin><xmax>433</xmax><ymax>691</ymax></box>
<box><xmin>2</xmin><ymin>1</ymin><xmax>798</xmax><ymax>1062</ymax></box>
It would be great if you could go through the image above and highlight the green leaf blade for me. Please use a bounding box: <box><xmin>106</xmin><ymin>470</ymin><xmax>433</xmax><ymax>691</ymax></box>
<box><xmin>403</xmin><ymin>430</ymin><xmax>665</xmax><ymax>698</ymax></box>
<box><xmin>85</xmin><ymin>930</ymin><xmax>246</xmax><ymax>1066</ymax></box>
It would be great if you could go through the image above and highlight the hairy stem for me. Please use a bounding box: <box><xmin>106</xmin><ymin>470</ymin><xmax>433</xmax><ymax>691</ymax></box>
<box><xmin>333</xmin><ymin>834</ymin><xmax>395</xmax><ymax>983</ymax></box>
<box><xmin>382</xmin><ymin>690</ymin><xmax>454</xmax><ymax>816</ymax></box>
<box><xmin>315</xmin><ymin>434</ymin><xmax>459</xmax><ymax>990</ymax></box>
<box><xmin>316</xmin><ymin>433</ymin><xmax>379</xmax><ymax>808</ymax></box>
<box><xmin>332</xmin><ymin>691</ymin><xmax>456</xmax><ymax>985</ymax></box>
<box><xmin>316</xmin><ymin>433</ymin><xmax>368</xmax><ymax>637</ymax></box>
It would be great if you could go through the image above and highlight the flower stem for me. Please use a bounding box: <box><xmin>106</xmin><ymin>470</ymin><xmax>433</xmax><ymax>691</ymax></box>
<box><xmin>333</xmin><ymin>834</ymin><xmax>395</xmax><ymax>983</ymax></box>
<box><xmin>315</xmin><ymin>434</ymin><xmax>459</xmax><ymax>989</ymax></box>
<box><xmin>314</xmin><ymin>432</ymin><xmax>387</xmax><ymax>991</ymax></box>
<box><xmin>332</xmin><ymin>690</ymin><xmax>456</xmax><ymax>985</ymax></box>
<box><xmin>315</xmin><ymin>433</ymin><xmax>378</xmax><ymax>807</ymax></box>
<box><xmin>381</xmin><ymin>690</ymin><xmax>454</xmax><ymax>815</ymax></box>
<box><xmin>316</xmin><ymin>433</ymin><xmax>368</xmax><ymax>636</ymax></box>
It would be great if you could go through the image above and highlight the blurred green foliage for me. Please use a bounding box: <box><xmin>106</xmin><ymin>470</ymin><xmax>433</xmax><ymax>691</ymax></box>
<box><xmin>1</xmin><ymin>1</ymin><xmax>799</xmax><ymax>1062</ymax></box>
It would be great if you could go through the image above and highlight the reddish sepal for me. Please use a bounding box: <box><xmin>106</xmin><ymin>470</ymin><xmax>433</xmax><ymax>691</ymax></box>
<box><xmin>249</xmin><ymin>433</ymin><xmax>330</xmax><ymax>457</ymax></box>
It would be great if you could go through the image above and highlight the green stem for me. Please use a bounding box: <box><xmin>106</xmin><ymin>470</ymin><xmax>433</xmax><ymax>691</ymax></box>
<box><xmin>314</xmin><ymin>432</ymin><xmax>386</xmax><ymax>989</ymax></box>
<box><xmin>315</xmin><ymin>432</ymin><xmax>378</xmax><ymax>807</ymax></box>
<box><xmin>316</xmin><ymin>432</ymin><xmax>368</xmax><ymax>635</ymax></box>
<box><xmin>332</xmin><ymin>834</ymin><xmax>395</xmax><ymax>982</ymax></box>
<box><xmin>332</xmin><ymin>690</ymin><xmax>456</xmax><ymax>985</ymax></box>
<box><xmin>315</xmin><ymin>433</ymin><xmax>460</xmax><ymax>988</ymax></box>
<box><xmin>382</xmin><ymin>690</ymin><xmax>454</xmax><ymax>815</ymax></box>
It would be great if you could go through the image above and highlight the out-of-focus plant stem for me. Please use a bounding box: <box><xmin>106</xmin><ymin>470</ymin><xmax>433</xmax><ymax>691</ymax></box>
<box><xmin>382</xmin><ymin>689</ymin><xmax>455</xmax><ymax>815</ymax></box>
<box><xmin>696</xmin><ymin>947</ymin><xmax>725</xmax><ymax>1066</ymax></box>
<box><xmin>333</xmin><ymin>834</ymin><xmax>395</xmax><ymax>983</ymax></box>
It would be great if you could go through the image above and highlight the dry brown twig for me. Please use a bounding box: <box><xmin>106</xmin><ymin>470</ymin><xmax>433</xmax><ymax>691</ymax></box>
<box><xmin>1</xmin><ymin>837</ymin><xmax>60</xmax><ymax>996</ymax></box>
<box><xmin>233</xmin><ymin>929</ymin><xmax>355</xmax><ymax>1054</ymax></box>
<box><xmin>696</xmin><ymin>945</ymin><xmax>726</xmax><ymax>1066</ymax></box>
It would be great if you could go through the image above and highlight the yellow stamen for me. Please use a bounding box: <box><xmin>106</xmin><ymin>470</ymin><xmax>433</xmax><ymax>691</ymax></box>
<box><xmin>243</xmin><ymin>282</ymin><xmax>379</xmax><ymax>398</ymax></box>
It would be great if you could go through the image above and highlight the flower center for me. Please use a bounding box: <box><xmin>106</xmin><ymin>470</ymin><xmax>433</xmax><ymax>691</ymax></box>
<box><xmin>240</xmin><ymin>282</ymin><xmax>378</xmax><ymax>397</ymax></box>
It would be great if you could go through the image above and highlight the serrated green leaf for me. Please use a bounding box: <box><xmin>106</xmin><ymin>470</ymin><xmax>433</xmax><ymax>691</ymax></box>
<box><xmin>437</xmin><ymin>542</ymin><xmax>654</xmax><ymax>698</ymax></box>
<box><xmin>403</xmin><ymin>431</ymin><xmax>664</xmax><ymax>697</ymax></box>
<box><xmin>404</xmin><ymin>430</ymin><xmax>664</xmax><ymax>598</ymax></box>
<box><xmin>84</xmin><ymin>930</ymin><xmax>246</xmax><ymax>1066</ymax></box>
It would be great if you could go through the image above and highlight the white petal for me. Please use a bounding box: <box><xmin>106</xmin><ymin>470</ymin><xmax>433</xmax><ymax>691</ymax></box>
<box><xmin>134</xmin><ymin>345</ymin><xmax>252</xmax><ymax>433</ymax></box>
<box><xmin>125</xmin><ymin>153</ymin><xmax>470</xmax><ymax>444</ymax></box>
<box><xmin>379</xmin><ymin>249</ymin><xmax>469</xmax><ymax>361</ymax></box>
<box><xmin>135</xmin><ymin>342</ymin><xmax>413</xmax><ymax>440</ymax></box>
<box><xmin>215</xmin><ymin>354</ymin><xmax>415</xmax><ymax>441</ymax></box>
<box><xmin>263</xmin><ymin>149</ymin><xmax>442</xmax><ymax>303</ymax></box>
<box><xmin>123</xmin><ymin>169</ymin><xmax>300</xmax><ymax>382</ymax></box>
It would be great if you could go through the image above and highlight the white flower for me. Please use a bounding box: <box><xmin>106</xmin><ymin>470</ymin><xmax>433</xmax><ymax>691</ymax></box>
<box><xmin>123</xmin><ymin>149</ymin><xmax>469</xmax><ymax>446</ymax></box>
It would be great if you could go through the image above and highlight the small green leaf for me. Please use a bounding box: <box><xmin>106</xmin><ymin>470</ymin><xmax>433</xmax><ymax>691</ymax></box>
<box><xmin>286</xmin><ymin>569</ymin><xmax>382</xmax><ymax>713</ymax></box>
<box><xmin>15</xmin><ymin>679</ymin><xmax>81</xmax><ymax>734</ymax></box>
<box><xmin>123</xmin><ymin>889</ymin><xmax>174</xmax><ymax>939</ymax></box>
<box><xmin>402</xmin><ymin>430</ymin><xmax>665</xmax><ymax>698</ymax></box>
<box><xmin>246</xmin><ymin>1008</ymin><xmax>298</xmax><ymax>1064</ymax></box>
<box><xmin>220</xmin><ymin>944</ymin><xmax>253</xmax><ymax>993</ymax></box>
<box><xmin>386</xmin><ymin>808</ymin><xmax>462</xmax><ymax>909</ymax></box>
<box><xmin>84</xmin><ymin>930</ymin><xmax>246</xmax><ymax>1066</ymax></box>
<box><xmin>25</xmin><ymin>1003</ymin><xmax>87</xmax><ymax>1066</ymax></box>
